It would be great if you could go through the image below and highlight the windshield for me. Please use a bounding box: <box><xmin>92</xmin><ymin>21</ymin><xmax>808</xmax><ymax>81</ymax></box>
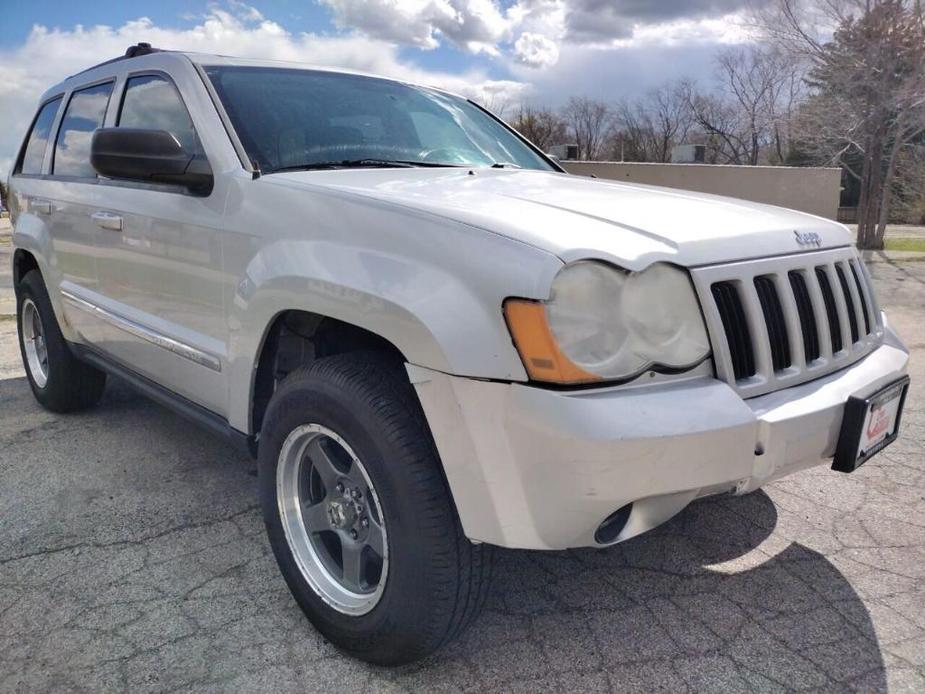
<box><xmin>203</xmin><ymin>66</ymin><xmax>556</xmax><ymax>173</ymax></box>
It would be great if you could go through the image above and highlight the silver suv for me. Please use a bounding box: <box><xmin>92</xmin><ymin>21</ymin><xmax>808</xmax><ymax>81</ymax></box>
<box><xmin>8</xmin><ymin>45</ymin><xmax>910</xmax><ymax>664</ymax></box>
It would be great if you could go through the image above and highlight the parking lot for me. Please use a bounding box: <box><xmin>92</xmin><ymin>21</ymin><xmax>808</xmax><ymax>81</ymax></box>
<box><xmin>1</xmin><ymin>248</ymin><xmax>923</xmax><ymax>692</ymax></box>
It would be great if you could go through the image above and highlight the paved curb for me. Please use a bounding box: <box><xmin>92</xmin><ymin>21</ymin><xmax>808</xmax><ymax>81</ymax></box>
<box><xmin>859</xmin><ymin>249</ymin><xmax>925</xmax><ymax>263</ymax></box>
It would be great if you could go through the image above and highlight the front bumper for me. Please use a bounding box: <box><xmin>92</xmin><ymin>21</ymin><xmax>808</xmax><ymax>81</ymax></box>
<box><xmin>409</xmin><ymin>325</ymin><xmax>909</xmax><ymax>550</ymax></box>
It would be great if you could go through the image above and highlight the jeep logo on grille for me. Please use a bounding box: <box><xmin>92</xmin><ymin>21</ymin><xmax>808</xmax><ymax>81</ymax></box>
<box><xmin>794</xmin><ymin>230</ymin><xmax>823</xmax><ymax>248</ymax></box>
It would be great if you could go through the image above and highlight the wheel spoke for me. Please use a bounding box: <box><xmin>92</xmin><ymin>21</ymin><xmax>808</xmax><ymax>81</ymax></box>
<box><xmin>301</xmin><ymin>501</ymin><xmax>330</xmax><ymax>533</ymax></box>
<box><xmin>341</xmin><ymin>542</ymin><xmax>364</xmax><ymax>589</ymax></box>
<box><xmin>306</xmin><ymin>438</ymin><xmax>342</xmax><ymax>489</ymax></box>
<box><xmin>365</xmin><ymin>517</ymin><xmax>386</xmax><ymax>559</ymax></box>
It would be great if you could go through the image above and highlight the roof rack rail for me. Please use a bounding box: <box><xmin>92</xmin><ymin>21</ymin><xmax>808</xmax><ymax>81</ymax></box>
<box><xmin>67</xmin><ymin>43</ymin><xmax>165</xmax><ymax>79</ymax></box>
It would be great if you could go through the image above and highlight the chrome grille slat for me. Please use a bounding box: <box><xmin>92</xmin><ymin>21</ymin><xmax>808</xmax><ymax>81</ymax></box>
<box><xmin>849</xmin><ymin>259</ymin><xmax>872</xmax><ymax>334</ymax></box>
<box><xmin>804</xmin><ymin>267</ymin><xmax>834</xmax><ymax>362</ymax></box>
<box><xmin>816</xmin><ymin>266</ymin><xmax>844</xmax><ymax>354</ymax></box>
<box><xmin>824</xmin><ymin>263</ymin><xmax>854</xmax><ymax>351</ymax></box>
<box><xmin>754</xmin><ymin>275</ymin><xmax>792</xmax><ymax>372</ymax></box>
<box><xmin>837</xmin><ymin>261</ymin><xmax>864</xmax><ymax>343</ymax></box>
<box><xmin>786</xmin><ymin>271</ymin><xmax>816</xmax><ymax>366</ymax></box>
<box><xmin>710</xmin><ymin>282</ymin><xmax>755</xmax><ymax>381</ymax></box>
<box><xmin>691</xmin><ymin>248</ymin><xmax>884</xmax><ymax>399</ymax></box>
<box><xmin>740</xmin><ymin>280</ymin><xmax>774</xmax><ymax>379</ymax></box>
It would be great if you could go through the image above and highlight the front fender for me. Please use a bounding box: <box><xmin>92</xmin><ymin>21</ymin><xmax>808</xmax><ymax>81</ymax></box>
<box><xmin>222</xmin><ymin>190</ymin><xmax>562</xmax><ymax>433</ymax></box>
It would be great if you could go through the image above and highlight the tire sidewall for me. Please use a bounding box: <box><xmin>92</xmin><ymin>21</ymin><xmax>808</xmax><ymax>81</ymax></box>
<box><xmin>17</xmin><ymin>273</ymin><xmax>58</xmax><ymax>399</ymax></box>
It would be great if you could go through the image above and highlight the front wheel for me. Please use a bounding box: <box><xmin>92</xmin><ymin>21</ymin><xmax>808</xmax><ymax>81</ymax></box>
<box><xmin>258</xmin><ymin>352</ymin><xmax>493</xmax><ymax>665</ymax></box>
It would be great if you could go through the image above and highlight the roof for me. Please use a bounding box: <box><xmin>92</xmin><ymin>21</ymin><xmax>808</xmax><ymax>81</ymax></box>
<box><xmin>51</xmin><ymin>43</ymin><xmax>459</xmax><ymax>100</ymax></box>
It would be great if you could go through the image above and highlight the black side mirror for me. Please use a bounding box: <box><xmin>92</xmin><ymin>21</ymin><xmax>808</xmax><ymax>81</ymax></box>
<box><xmin>91</xmin><ymin>128</ymin><xmax>213</xmax><ymax>194</ymax></box>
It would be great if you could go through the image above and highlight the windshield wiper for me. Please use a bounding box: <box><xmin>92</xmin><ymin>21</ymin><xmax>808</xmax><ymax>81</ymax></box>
<box><xmin>490</xmin><ymin>162</ymin><xmax>522</xmax><ymax>169</ymax></box>
<box><xmin>267</xmin><ymin>159</ymin><xmax>461</xmax><ymax>174</ymax></box>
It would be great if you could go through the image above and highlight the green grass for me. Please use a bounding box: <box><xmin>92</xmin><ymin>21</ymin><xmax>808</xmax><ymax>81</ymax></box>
<box><xmin>884</xmin><ymin>237</ymin><xmax>925</xmax><ymax>252</ymax></box>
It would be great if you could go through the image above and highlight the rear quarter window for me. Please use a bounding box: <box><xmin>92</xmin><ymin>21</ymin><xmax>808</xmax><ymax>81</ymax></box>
<box><xmin>18</xmin><ymin>97</ymin><xmax>63</xmax><ymax>175</ymax></box>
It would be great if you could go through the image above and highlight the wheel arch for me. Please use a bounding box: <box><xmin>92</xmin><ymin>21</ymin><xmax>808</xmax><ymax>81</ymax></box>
<box><xmin>247</xmin><ymin>308</ymin><xmax>411</xmax><ymax>437</ymax></box>
<box><xmin>12</xmin><ymin>248</ymin><xmax>40</xmax><ymax>292</ymax></box>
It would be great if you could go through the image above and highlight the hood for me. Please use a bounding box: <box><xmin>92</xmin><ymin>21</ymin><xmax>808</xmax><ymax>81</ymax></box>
<box><xmin>270</xmin><ymin>168</ymin><xmax>851</xmax><ymax>270</ymax></box>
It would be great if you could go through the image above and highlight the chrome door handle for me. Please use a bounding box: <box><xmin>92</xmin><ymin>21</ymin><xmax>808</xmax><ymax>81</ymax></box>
<box><xmin>91</xmin><ymin>211</ymin><xmax>123</xmax><ymax>231</ymax></box>
<box><xmin>31</xmin><ymin>198</ymin><xmax>53</xmax><ymax>215</ymax></box>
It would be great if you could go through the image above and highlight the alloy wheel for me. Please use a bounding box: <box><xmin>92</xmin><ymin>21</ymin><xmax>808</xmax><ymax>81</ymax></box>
<box><xmin>276</xmin><ymin>424</ymin><xmax>388</xmax><ymax>615</ymax></box>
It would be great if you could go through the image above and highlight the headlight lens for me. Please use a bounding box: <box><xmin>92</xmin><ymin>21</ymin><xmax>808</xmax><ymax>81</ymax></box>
<box><xmin>506</xmin><ymin>261</ymin><xmax>711</xmax><ymax>384</ymax></box>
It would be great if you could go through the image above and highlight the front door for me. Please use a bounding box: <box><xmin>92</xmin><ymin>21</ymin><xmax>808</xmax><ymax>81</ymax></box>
<box><xmin>91</xmin><ymin>73</ymin><xmax>228</xmax><ymax>415</ymax></box>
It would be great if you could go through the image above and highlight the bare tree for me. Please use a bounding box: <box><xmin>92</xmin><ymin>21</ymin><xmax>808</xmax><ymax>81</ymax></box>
<box><xmin>763</xmin><ymin>50</ymin><xmax>807</xmax><ymax>164</ymax></box>
<box><xmin>682</xmin><ymin>80</ymin><xmax>756</xmax><ymax>164</ymax></box>
<box><xmin>561</xmin><ymin>97</ymin><xmax>614</xmax><ymax>160</ymax></box>
<box><xmin>755</xmin><ymin>0</ymin><xmax>925</xmax><ymax>249</ymax></box>
<box><xmin>680</xmin><ymin>47</ymin><xmax>803</xmax><ymax>166</ymax></box>
<box><xmin>510</xmin><ymin>105</ymin><xmax>568</xmax><ymax>152</ymax></box>
<box><xmin>613</xmin><ymin>83</ymin><xmax>693</xmax><ymax>162</ymax></box>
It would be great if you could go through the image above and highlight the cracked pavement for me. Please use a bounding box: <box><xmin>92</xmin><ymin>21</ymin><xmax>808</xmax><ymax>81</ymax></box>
<box><xmin>0</xmin><ymin>259</ymin><xmax>923</xmax><ymax>693</ymax></box>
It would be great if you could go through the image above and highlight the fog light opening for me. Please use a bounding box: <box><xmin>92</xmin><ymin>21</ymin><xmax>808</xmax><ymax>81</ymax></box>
<box><xmin>594</xmin><ymin>503</ymin><xmax>633</xmax><ymax>545</ymax></box>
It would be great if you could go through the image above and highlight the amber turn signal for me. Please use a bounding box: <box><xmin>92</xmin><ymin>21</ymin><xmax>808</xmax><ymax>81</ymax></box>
<box><xmin>503</xmin><ymin>299</ymin><xmax>601</xmax><ymax>385</ymax></box>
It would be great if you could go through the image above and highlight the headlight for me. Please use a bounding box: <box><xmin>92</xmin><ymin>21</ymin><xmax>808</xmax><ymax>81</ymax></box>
<box><xmin>504</xmin><ymin>261</ymin><xmax>710</xmax><ymax>384</ymax></box>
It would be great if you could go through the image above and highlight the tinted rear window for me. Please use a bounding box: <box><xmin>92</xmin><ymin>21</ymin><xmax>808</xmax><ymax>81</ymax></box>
<box><xmin>53</xmin><ymin>82</ymin><xmax>114</xmax><ymax>178</ymax></box>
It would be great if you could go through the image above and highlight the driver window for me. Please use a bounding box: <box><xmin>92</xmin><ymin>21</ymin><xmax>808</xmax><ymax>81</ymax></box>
<box><xmin>118</xmin><ymin>75</ymin><xmax>202</xmax><ymax>154</ymax></box>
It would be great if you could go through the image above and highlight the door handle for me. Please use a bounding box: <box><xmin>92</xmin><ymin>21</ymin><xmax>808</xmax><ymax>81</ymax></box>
<box><xmin>30</xmin><ymin>198</ymin><xmax>53</xmax><ymax>215</ymax></box>
<box><xmin>91</xmin><ymin>211</ymin><xmax>123</xmax><ymax>231</ymax></box>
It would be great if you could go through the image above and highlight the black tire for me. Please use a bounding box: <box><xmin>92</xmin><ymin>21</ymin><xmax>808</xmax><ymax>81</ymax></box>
<box><xmin>16</xmin><ymin>270</ymin><xmax>106</xmax><ymax>412</ymax></box>
<box><xmin>258</xmin><ymin>351</ymin><xmax>493</xmax><ymax>665</ymax></box>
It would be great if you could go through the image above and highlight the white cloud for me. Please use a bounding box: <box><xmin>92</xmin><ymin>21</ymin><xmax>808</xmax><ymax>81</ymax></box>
<box><xmin>610</xmin><ymin>13</ymin><xmax>755</xmax><ymax>48</ymax></box>
<box><xmin>514</xmin><ymin>32</ymin><xmax>559</xmax><ymax>68</ymax></box>
<box><xmin>320</xmin><ymin>0</ymin><xmax>510</xmax><ymax>53</ymax></box>
<box><xmin>0</xmin><ymin>5</ymin><xmax>527</xmax><ymax>178</ymax></box>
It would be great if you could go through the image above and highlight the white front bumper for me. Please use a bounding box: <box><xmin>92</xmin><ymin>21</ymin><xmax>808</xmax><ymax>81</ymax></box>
<box><xmin>409</xmin><ymin>326</ymin><xmax>909</xmax><ymax>550</ymax></box>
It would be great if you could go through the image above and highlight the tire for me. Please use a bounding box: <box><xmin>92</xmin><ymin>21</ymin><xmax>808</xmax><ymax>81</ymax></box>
<box><xmin>258</xmin><ymin>351</ymin><xmax>493</xmax><ymax>665</ymax></box>
<box><xmin>16</xmin><ymin>270</ymin><xmax>106</xmax><ymax>412</ymax></box>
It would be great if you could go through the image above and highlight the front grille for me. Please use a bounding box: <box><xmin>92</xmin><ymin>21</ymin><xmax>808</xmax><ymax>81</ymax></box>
<box><xmin>692</xmin><ymin>248</ymin><xmax>883</xmax><ymax>398</ymax></box>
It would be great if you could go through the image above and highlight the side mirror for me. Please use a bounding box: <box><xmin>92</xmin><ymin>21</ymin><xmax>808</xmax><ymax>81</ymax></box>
<box><xmin>91</xmin><ymin>128</ymin><xmax>213</xmax><ymax>194</ymax></box>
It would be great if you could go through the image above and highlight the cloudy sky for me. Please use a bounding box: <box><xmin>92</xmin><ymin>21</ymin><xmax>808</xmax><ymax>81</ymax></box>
<box><xmin>0</xmin><ymin>0</ymin><xmax>759</xmax><ymax>177</ymax></box>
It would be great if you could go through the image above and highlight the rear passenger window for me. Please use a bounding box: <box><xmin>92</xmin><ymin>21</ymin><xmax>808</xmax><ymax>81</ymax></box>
<box><xmin>53</xmin><ymin>82</ymin><xmax>114</xmax><ymax>178</ymax></box>
<box><xmin>19</xmin><ymin>97</ymin><xmax>62</xmax><ymax>175</ymax></box>
<box><xmin>118</xmin><ymin>75</ymin><xmax>201</xmax><ymax>154</ymax></box>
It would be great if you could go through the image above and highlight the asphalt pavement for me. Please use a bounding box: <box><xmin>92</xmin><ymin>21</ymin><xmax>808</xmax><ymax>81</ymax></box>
<box><xmin>0</xmin><ymin>250</ymin><xmax>923</xmax><ymax>692</ymax></box>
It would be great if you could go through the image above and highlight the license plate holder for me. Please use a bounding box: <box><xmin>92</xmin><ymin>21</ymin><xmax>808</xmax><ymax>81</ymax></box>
<box><xmin>832</xmin><ymin>375</ymin><xmax>910</xmax><ymax>473</ymax></box>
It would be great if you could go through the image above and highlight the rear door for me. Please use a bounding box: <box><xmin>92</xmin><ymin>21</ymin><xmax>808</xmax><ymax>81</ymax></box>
<box><xmin>91</xmin><ymin>71</ymin><xmax>228</xmax><ymax>414</ymax></box>
<box><xmin>42</xmin><ymin>80</ymin><xmax>116</xmax><ymax>343</ymax></box>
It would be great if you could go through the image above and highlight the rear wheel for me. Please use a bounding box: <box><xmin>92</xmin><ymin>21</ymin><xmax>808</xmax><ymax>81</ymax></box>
<box><xmin>258</xmin><ymin>351</ymin><xmax>493</xmax><ymax>665</ymax></box>
<box><xmin>16</xmin><ymin>270</ymin><xmax>106</xmax><ymax>412</ymax></box>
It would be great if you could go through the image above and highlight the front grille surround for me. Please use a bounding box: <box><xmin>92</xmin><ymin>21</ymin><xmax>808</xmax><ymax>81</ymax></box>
<box><xmin>691</xmin><ymin>247</ymin><xmax>883</xmax><ymax>399</ymax></box>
